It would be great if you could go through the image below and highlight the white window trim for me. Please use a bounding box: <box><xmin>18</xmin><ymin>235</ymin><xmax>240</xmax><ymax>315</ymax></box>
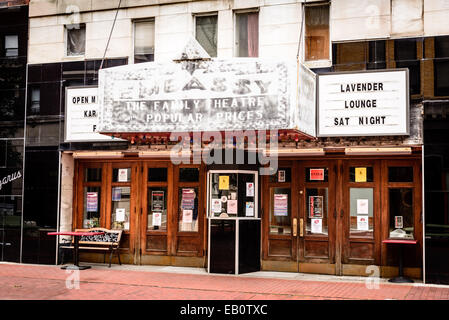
<box><xmin>233</xmin><ymin>8</ymin><xmax>260</xmax><ymax>58</ymax></box>
<box><xmin>131</xmin><ymin>18</ymin><xmax>155</xmax><ymax>65</ymax></box>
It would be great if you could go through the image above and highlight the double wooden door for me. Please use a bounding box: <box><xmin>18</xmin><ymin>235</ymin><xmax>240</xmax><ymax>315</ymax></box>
<box><xmin>264</xmin><ymin>159</ymin><xmax>383</xmax><ymax>275</ymax></box>
<box><xmin>75</xmin><ymin>160</ymin><xmax>206</xmax><ymax>265</ymax></box>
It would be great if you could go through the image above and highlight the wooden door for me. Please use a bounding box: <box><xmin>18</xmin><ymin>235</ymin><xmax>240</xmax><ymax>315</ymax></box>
<box><xmin>172</xmin><ymin>165</ymin><xmax>205</xmax><ymax>257</ymax></box>
<box><xmin>340</xmin><ymin>160</ymin><xmax>381</xmax><ymax>270</ymax></box>
<box><xmin>140</xmin><ymin>161</ymin><xmax>173</xmax><ymax>258</ymax></box>
<box><xmin>262</xmin><ymin>161</ymin><xmax>298</xmax><ymax>264</ymax></box>
<box><xmin>297</xmin><ymin>160</ymin><xmax>337</xmax><ymax>270</ymax></box>
<box><xmin>107</xmin><ymin>162</ymin><xmax>139</xmax><ymax>263</ymax></box>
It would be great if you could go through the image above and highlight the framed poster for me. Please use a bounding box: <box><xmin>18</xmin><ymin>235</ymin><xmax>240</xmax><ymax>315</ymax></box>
<box><xmin>311</xmin><ymin>218</ymin><xmax>322</xmax><ymax>233</ymax></box>
<box><xmin>309</xmin><ymin>196</ymin><xmax>323</xmax><ymax>218</ymax></box>
<box><xmin>118</xmin><ymin>169</ymin><xmax>128</xmax><ymax>182</ymax></box>
<box><xmin>245</xmin><ymin>202</ymin><xmax>254</xmax><ymax>217</ymax></box>
<box><xmin>357</xmin><ymin>199</ymin><xmax>369</xmax><ymax>215</ymax></box>
<box><xmin>112</xmin><ymin>187</ymin><xmax>121</xmax><ymax>201</ymax></box>
<box><xmin>153</xmin><ymin>212</ymin><xmax>162</xmax><ymax>227</ymax></box>
<box><xmin>86</xmin><ymin>192</ymin><xmax>98</xmax><ymax>212</ymax></box>
<box><xmin>395</xmin><ymin>216</ymin><xmax>403</xmax><ymax>229</ymax></box>
<box><xmin>355</xmin><ymin>167</ymin><xmax>367</xmax><ymax>182</ymax></box>
<box><xmin>115</xmin><ymin>208</ymin><xmax>126</xmax><ymax>222</ymax></box>
<box><xmin>227</xmin><ymin>200</ymin><xmax>238</xmax><ymax>214</ymax></box>
<box><xmin>152</xmin><ymin>191</ymin><xmax>165</xmax><ymax>212</ymax></box>
<box><xmin>357</xmin><ymin>216</ymin><xmax>369</xmax><ymax>231</ymax></box>
<box><xmin>246</xmin><ymin>182</ymin><xmax>254</xmax><ymax>197</ymax></box>
<box><xmin>274</xmin><ymin>194</ymin><xmax>288</xmax><ymax>216</ymax></box>
<box><xmin>212</xmin><ymin>198</ymin><xmax>222</xmax><ymax>213</ymax></box>
<box><xmin>183</xmin><ymin>209</ymin><xmax>193</xmax><ymax>223</ymax></box>
<box><xmin>181</xmin><ymin>188</ymin><xmax>195</xmax><ymax>210</ymax></box>
<box><xmin>278</xmin><ymin>170</ymin><xmax>285</xmax><ymax>182</ymax></box>
<box><xmin>219</xmin><ymin>176</ymin><xmax>229</xmax><ymax>190</ymax></box>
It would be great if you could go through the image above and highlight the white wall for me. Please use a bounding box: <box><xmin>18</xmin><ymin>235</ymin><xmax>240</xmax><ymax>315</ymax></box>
<box><xmin>28</xmin><ymin>0</ymin><xmax>303</xmax><ymax>64</ymax></box>
<box><xmin>27</xmin><ymin>0</ymin><xmax>449</xmax><ymax>64</ymax></box>
<box><xmin>331</xmin><ymin>0</ymin><xmax>449</xmax><ymax>42</ymax></box>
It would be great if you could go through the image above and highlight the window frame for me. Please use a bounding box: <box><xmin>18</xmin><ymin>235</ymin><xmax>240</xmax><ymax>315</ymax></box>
<box><xmin>65</xmin><ymin>23</ymin><xmax>86</xmax><ymax>57</ymax></box>
<box><xmin>303</xmin><ymin>1</ymin><xmax>332</xmax><ymax>69</ymax></box>
<box><xmin>4</xmin><ymin>34</ymin><xmax>19</xmax><ymax>57</ymax></box>
<box><xmin>233</xmin><ymin>8</ymin><xmax>260</xmax><ymax>58</ymax></box>
<box><xmin>193</xmin><ymin>12</ymin><xmax>218</xmax><ymax>58</ymax></box>
<box><xmin>132</xmin><ymin>18</ymin><xmax>155</xmax><ymax>64</ymax></box>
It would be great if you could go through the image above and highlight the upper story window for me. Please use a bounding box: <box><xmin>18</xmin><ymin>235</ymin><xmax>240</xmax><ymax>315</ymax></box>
<box><xmin>394</xmin><ymin>38</ymin><xmax>420</xmax><ymax>95</ymax></box>
<box><xmin>304</xmin><ymin>3</ymin><xmax>330</xmax><ymax>62</ymax></box>
<box><xmin>30</xmin><ymin>88</ymin><xmax>40</xmax><ymax>115</ymax></box>
<box><xmin>5</xmin><ymin>35</ymin><xmax>18</xmax><ymax>57</ymax></box>
<box><xmin>367</xmin><ymin>40</ymin><xmax>386</xmax><ymax>70</ymax></box>
<box><xmin>66</xmin><ymin>24</ymin><xmax>86</xmax><ymax>56</ymax></box>
<box><xmin>134</xmin><ymin>20</ymin><xmax>155</xmax><ymax>63</ymax></box>
<box><xmin>195</xmin><ymin>14</ymin><xmax>218</xmax><ymax>57</ymax></box>
<box><xmin>235</xmin><ymin>11</ymin><xmax>258</xmax><ymax>57</ymax></box>
<box><xmin>434</xmin><ymin>36</ymin><xmax>449</xmax><ymax>96</ymax></box>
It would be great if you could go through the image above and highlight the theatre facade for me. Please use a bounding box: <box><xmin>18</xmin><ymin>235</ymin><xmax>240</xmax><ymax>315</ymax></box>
<box><xmin>58</xmin><ymin>42</ymin><xmax>424</xmax><ymax>278</ymax></box>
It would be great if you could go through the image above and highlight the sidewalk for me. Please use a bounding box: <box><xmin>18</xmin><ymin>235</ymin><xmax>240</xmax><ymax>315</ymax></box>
<box><xmin>1</xmin><ymin>262</ymin><xmax>448</xmax><ymax>300</ymax></box>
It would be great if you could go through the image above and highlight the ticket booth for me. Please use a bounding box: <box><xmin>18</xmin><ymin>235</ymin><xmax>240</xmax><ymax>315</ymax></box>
<box><xmin>207</xmin><ymin>170</ymin><xmax>261</xmax><ymax>274</ymax></box>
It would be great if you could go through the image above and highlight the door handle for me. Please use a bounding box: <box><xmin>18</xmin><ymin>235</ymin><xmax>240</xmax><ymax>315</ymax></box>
<box><xmin>293</xmin><ymin>218</ymin><xmax>297</xmax><ymax>237</ymax></box>
<box><xmin>299</xmin><ymin>218</ymin><xmax>304</xmax><ymax>237</ymax></box>
<box><xmin>340</xmin><ymin>209</ymin><xmax>344</xmax><ymax>218</ymax></box>
<box><xmin>334</xmin><ymin>209</ymin><xmax>336</xmax><ymax>219</ymax></box>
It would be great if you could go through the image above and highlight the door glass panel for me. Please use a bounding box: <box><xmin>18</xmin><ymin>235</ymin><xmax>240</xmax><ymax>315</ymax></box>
<box><xmin>84</xmin><ymin>168</ymin><xmax>102</xmax><ymax>182</ymax></box>
<box><xmin>83</xmin><ymin>186</ymin><xmax>101</xmax><ymax>228</ymax></box>
<box><xmin>148</xmin><ymin>167</ymin><xmax>167</xmax><ymax>182</ymax></box>
<box><xmin>388</xmin><ymin>167</ymin><xmax>413</xmax><ymax>182</ymax></box>
<box><xmin>112</xmin><ymin>168</ymin><xmax>131</xmax><ymax>182</ymax></box>
<box><xmin>178</xmin><ymin>187</ymin><xmax>198</xmax><ymax>232</ymax></box>
<box><xmin>349</xmin><ymin>188</ymin><xmax>374</xmax><ymax>238</ymax></box>
<box><xmin>269</xmin><ymin>188</ymin><xmax>291</xmax><ymax>235</ymax></box>
<box><xmin>306</xmin><ymin>188</ymin><xmax>328</xmax><ymax>235</ymax></box>
<box><xmin>349</xmin><ymin>167</ymin><xmax>374</xmax><ymax>182</ymax></box>
<box><xmin>389</xmin><ymin>188</ymin><xmax>414</xmax><ymax>239</ymax></box>
<box><xmin>148</xmin><ymin>187</ymin><xmax>167</xmax><ymax>231</ymax></box>
<box><xmin>111</xmin><ymin>186</ymin><xmax>130</xmax><ymax>230</ymax></box>
<box><xmin>179</xmin><ymin>168</ymin><xmax>199</xmax><ymax>182</ymax></box>
<box><xmin>238</xmin><ymin>173</ymin><xmax>256</xmax><ymax>218</ymax></box>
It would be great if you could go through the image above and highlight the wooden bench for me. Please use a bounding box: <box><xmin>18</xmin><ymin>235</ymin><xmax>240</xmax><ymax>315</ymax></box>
<box><xmin>60</xmin><ymin>228</ymin><xmax>122</xmax><ymax>267</ymax></box>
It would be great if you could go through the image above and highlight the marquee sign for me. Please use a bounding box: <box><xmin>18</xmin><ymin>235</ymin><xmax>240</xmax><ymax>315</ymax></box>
<box><xmin>65</xmin><ymin>87</ymin><xmax>124</xmax><ymax>142</ymax></box>
<box><xmin>98</xmin><ymin>59</ymin><xmax>301</xmax><ymax>134</ymax></box>
<box><xmin>317</xmin><ymin>69</ymin><xmax>409</xmax><ymax>137</ymax></box>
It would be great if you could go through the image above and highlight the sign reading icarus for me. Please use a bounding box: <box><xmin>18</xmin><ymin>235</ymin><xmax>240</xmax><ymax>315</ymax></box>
<box><xmin>317</xmin><ymin>69</ymin><xmax>409</xmax><ymax>137</ymax></box>
<box><xmin>97</xmin><ymin>59</ymin><xmax>302</xmax><ymax>133</ymax></box>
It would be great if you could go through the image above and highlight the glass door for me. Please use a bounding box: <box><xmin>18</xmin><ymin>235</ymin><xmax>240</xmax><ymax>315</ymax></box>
<box><xmin>297</xmin><ymin>161</ymin><xmax>336</xmax><ymax>271</ymax></box>
<box><xmin>107</xmin><ymin>162</ymin><xmax>138</xmax><ymax>261</ymax></box>
<box><xmin>341</xmin><ymin>160</ymin><xmax>381</xmax><ymax>269</ymax></box>
<box><xmin>141</xmin><ymin>162</ymin><xmax>171</xmax><ymax>258</ymax></box>
<box><xmin>174</xmin><ymin>165</ymin><xmax>204</xmax><ymax>257</ymax></box>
